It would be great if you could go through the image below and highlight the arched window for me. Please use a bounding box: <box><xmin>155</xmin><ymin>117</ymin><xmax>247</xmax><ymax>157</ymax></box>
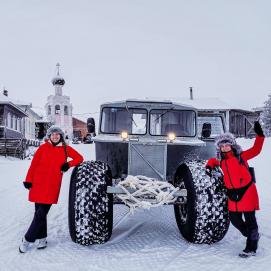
<box><xmin>55</xmin><ymin>105</ymin><xmax>61</xmax><ymax>115</ymax></box>
<box><xmin>64</xmin><ymin>105</ymin><xmax>69</xmax><ymax>115</ymax></box>
<box><xmin>48</xmin><ymin>105</ymin><xmax>51</xmax><ymax>115</ymax></box>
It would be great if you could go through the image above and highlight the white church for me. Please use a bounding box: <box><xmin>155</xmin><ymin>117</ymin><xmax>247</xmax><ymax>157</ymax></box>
<box><xmin>45</xmin><ymin>63</ymin><xmax>73</xmax><ymax>139</ymax></box>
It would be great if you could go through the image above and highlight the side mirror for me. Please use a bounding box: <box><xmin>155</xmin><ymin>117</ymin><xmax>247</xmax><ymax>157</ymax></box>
<box><xmin>87</xmin><ymin>118</ymin><xmax>96</xmax><ymax>134</ymax></box>
<box><xmin>201</xmin><ymin>122</ymin><xmax>212</xmax><ymax>138</ymax></box>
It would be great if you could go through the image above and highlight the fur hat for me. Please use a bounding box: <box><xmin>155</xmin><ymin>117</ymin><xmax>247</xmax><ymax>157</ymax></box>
<box><xmin>46</xmin><ymin>125</ymin><xmax>64</xmax><ymax>138</ymax></box>
<box><xmin>215</xmin><ymin>132</ymin><xmax>242</xmax><ymax>155</ymax></box>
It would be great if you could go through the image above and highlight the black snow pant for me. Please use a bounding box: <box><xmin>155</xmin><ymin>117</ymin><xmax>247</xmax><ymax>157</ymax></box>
<box><xmin>25</xmin><ymin>203</ymin><xmax>52</xmax><ymax>243</ymax></box>
<box><xmin>229</xmin><ymin>211</ymin><xmax>259</xmax><ymax>252</ymax></box>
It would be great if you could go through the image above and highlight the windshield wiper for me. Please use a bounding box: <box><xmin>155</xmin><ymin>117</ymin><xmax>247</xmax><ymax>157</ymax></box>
<box><xmin>125</xmin><ymin>103</ymin><xmax>137</xmax><ymax>127</ymax></box>
<box><xmin>154</xmin><ymin>108</ymin><xmax>174</xmax><ymax>122</ymax></box>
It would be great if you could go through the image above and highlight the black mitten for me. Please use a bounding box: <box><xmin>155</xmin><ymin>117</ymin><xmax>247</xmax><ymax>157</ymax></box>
<box><xmin>23</xmin><ymin>182</ymin><xmax>32</xmax><ymax>190</ymax></box>
<box><xmin>254</xmin><ymin>121</ymin><xmax>264</xmax><ymax>137</ymax></box>
<box><xmin>205</xmin><ymin>166</ymin><xmax>213</xmax><ymax>177</ymax></box>
<box><xmin>61</xmin><ymin>162</ymin><xmax>70</xmax><ymax>172</ymax></box>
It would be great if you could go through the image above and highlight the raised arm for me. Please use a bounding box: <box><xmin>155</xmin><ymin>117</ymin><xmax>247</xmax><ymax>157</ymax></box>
<box><xmin>241</xmin><ymin>135</ymin><xmax>264</xmax><ymax>161</ymax></box>
<box><xmin>241</xmin><ymin>121</ymin><xmax>265</xmax><ymax>161</ymax></box>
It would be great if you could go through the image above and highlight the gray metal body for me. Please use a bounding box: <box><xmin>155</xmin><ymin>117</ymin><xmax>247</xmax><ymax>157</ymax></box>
<box><xmin>93</xmin><ymin>99</ymin><xmax>226</xmax><ymax>185</ymax></box>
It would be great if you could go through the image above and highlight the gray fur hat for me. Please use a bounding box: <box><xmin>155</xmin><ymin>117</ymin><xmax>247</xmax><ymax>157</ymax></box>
<box><xmin>46</xmin><ymin>125</ymin><xmax>64</xmax><ymax>138</ymax></box>
<box><xmin>215</xmin><ymin>132</ymin><xmax>242</xmax><ymax>155</ymax></box>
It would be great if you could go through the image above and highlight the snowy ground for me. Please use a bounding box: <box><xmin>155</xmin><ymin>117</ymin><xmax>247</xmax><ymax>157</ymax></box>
<box><xmin>0</xmin><ymin>139</ymin><xmax>271</xmax><ymax>271</ymax></box>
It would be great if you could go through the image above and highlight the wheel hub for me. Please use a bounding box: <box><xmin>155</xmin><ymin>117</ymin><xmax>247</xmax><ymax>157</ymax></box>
<box><xmin>177</xmin><ymin>182</ymin><xmax>188</xmax><ymax>224</ymax></box>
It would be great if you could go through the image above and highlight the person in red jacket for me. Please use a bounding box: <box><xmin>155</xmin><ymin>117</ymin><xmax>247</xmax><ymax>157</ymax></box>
<box><xmin>19</xmin><ymin>125</ymin><xmax>84</xmax><ymax>253</ymax></box>
<box><xmin>206</xmin><ymin>121</ymin><xmax>265</xmax><ymax>258</ymax></box>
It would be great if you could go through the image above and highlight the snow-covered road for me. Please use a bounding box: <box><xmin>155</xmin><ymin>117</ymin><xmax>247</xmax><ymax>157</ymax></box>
<box><xmin>1</xmin><ymin>139</ymin><xmax>271</xmax><ymax>271</ymax></box>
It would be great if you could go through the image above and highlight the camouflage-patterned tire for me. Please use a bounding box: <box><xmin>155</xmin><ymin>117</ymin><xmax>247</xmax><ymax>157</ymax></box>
<box><xmin>174</xmin><ymin>160</ymin><xmax>229</xmax><ymax>244</ymax></box>
<box><xmin>68</xmin><ymin>160</ymin><xmax>113</xmax><ymax>246</ymax></box>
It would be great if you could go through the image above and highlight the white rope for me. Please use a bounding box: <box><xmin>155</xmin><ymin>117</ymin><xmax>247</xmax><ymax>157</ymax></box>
<box><xmin>116</xmin><ymin>175</ymin><xmax>180</xmax><ymax>213</ymax></box>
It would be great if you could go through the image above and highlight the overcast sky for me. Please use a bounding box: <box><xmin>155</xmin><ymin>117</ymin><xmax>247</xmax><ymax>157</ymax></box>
<box><xmin>0</xmin><ymin>0</ymin><xmax>271</xmax><ymax>119</ymax></box>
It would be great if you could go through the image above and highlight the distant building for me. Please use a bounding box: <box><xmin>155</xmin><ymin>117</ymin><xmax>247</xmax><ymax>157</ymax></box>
<box><xmin>11</xmin><ymin>101</ymin><xmax>44</xmax><ymax>140</ymax></box>
<box><xmin>2</xmin><ymin>89</ymin><xmax>46</xmax><ymax>140</ymax></box>
<box><xmin>72</xmin><ymin>117</ymin><xmax>88</xmax><ymax>140</ymax></box>
<box><xmin>45</xmin><ymin>63</ymin><xmax>73</xmax><ymax>139</ymax></box>
<box><xmin>147</xmin><ymin>88</ymin><xmax>262</xmax><ymax>138</ymax></box>
<box><xmin>0</xmin><ymin>90</ymin><xmax>42</xmax><ymax>158</ymax></box>
<box><xmin>0</xmin><ymin>91</ymin><xmax>28</xmax><ymax>139</ymax></box>
<box><xmin>176</xmin><ymin>88</ymin><xmax>262</xmax><ymax>138</ymax></box>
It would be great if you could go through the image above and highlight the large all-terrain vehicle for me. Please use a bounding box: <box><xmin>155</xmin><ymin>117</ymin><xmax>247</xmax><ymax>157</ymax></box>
<box><xmin>68</xmin><ymin>99</ymin><xmax>230</xmax><ymax>246</ymax></box>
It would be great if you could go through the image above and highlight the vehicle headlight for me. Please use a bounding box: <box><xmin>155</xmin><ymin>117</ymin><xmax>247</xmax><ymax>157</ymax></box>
<box><xmin>120</xmin><ymin>131</ymin><xmax>129</xmax><ymax>140</ymax></box>
<box><xmin>167</xmin><ymin>132</ymin><xmax>176</xmax><ymax>142</ymax></box>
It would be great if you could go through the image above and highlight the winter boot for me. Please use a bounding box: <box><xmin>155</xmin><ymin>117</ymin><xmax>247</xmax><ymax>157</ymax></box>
<box><xmin>19</xmin><ymin>237</ymin><xmax>30</xmax><ymax>253</ymax></box>
<box><xmin>239</xmin><ymin>250</ymin><xmax>256</xmax><ymax>258</ymax></box>
<box><xmin>37</xmin><ymin>238</ymin><xmax>47</xmax><ymax>249</ymax></box>
<box><xmin>239</xmin><ymin>237</ymin><xmax>259</xmax><ymax>258</ymax></box>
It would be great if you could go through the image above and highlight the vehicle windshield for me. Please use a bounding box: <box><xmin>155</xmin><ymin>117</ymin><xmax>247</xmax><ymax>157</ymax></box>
<box><xmin>197</xmin><ymin>116</ymin><xmax>224</xmax><ymax>138</ymax></box>
<box><xmin>101</xmin><ymin>107</ymin><xmax>147</xmax><ymax>134</ymax></box>
<box><xmin>150</xmin><ymin>109</ymin><xmax>196</xmax><ymax>136</ymax></box>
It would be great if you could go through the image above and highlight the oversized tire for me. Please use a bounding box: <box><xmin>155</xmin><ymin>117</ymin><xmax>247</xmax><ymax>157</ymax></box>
<box><xmin>68</xmin><ymin>160</ymin><xmax>113</xmax><ymax>246</ymax></box>
<box><xmin>174</xmin><ymin>160</ymin><xmax>229</xmax><ymax>244</ymax></box>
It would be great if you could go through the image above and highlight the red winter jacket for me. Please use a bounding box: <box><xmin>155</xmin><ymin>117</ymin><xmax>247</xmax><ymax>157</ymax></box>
<box><xmin>206</xmin><ymin>136</ymin><xmax>264</xmax><ymax>212</ymax></box>
<box><xmin>25</xmin><ymin>141</ymin><xmax>84</xmax><ymax>204</ymax></box>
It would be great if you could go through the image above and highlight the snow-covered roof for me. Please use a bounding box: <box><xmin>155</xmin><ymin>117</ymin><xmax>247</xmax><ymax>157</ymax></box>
<box><xmin>0</xmin><ymin>93</ymin><xmax>28</xmax><ymax>116</ymax></box>
<box><xmin>253</xmin><ymin>106</ymin><xmax>264</xmax><ymax>112</ymax></box>
<box><xmin>0</xmin><ymin>93</ymin><xmax>11</xmax><ymax>103</ymax></box>
<box><xmin>177</xmin><ymin>98</ymin><xmax>231</xmax><ymax>110</ymax></box>
<box><xmin>0</xmin><ymin>94</ymin><xmax>47</xmax><ymax>118</ymax></box>
<box><xmin>30</xmin><ymin>106</ymin><xmax>45</xmax><ymax>118</ymax></box>
<box><xmin>146</xmin><ymin>97</ymin><xmax>258</xmax><ymax>112</ymax></box>
<box><xmin>8</xmin><ymin>97</ymin><xmax>31</xmax><ymax>106</ymax></box>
